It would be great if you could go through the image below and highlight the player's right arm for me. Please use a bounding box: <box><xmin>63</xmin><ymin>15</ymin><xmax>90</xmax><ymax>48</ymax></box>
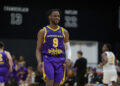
<box><xmin>36</xmin><ymin>29</ymin><xmax>45</xmax><ymax>65</ymax></box>
<box><xmin>63</xmin><ymin>28</ymin><xmax>71</xmax><ymax>61</ymax></box>
<box><xmin>100</xmin><ymin>53</ymin><xmax>108</xmax><ymax>67</ymax></box>
<box><xmin>6</xmin><ymin>51</ymin><xmax>13</xmax><ymax>72</ymax></box>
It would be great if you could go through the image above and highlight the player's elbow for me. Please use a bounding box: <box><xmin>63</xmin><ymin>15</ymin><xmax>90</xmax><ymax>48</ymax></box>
<box><xmin>36</xmin><ymin>47</ymin><xmax>41</xmax><ymax>52</ymax></box>
<box><xmin>9</xmin><ymin>59</ymin><xmax>13</xmax><ymax>65</ymax></box>
<box><xmin>36</xmin><ymin>47</ymin><xmax>42</xmax><ymax>57</ymax></box>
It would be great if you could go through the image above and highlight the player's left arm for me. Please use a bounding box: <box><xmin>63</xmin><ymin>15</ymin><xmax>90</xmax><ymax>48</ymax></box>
<box><xmin>63</xmin><ymin>28</ymin><xmax>71</xmax><ymax>61</ymax></box>
<box><xmin>6</xmin><ymin>51</ymin><xmax>13</xmax><ymax>72</ymax></box>
<box><xmin>100</xmin><ymin>53</ymin><xmax>108</xmax><ymax>67</ymax></box>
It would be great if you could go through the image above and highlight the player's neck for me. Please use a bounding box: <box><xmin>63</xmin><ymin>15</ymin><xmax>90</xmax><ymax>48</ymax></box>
<box><xmin>103</xmin><ymin>50</ymin><xmax>109</xmax><ymax>52</ymax></box>
<box><xmin>49</xmin><ymin>24</ymin><xmax>58</xmax><ymax>29</ymax></box>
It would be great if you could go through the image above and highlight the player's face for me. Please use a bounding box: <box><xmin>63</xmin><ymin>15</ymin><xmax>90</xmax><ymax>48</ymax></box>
<box><xmin>77</xmin><ymin>53</ymin><xmax>82</xmax><ymax>58</ymax></box>
<box><xmin>49</xmin><ymin>11</ymin><xmax>60</xmax><ymax>25</ymax></box>
<box><xmin>102</xmin><ymin>44</ymin><xmax>108</xmax><ymax>52</ymax></box>
<box><xmin>19</xmin><ymin>56</ymin><xmax>24</xmax><ymax>61</ymax></box>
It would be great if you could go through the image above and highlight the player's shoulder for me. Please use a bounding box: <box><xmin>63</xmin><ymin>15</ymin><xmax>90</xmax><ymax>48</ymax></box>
<box><xmin>62</xmin><ymin>27</ymin><xmax>68</xmax><ymax>32</ymax></box>
<box><xmin>62</xmin><ymin>27</ymin><xmax>69</xmax><ymax>34</ymax></box>
<box><xmin>4</xmin><ymin>50</ymin><xmax>8</xmax><ymax>53</ymax></box>
<box><xmin>4</xmin><ymin>50</ymin><xmax>10</xmax><ymax>55</ymax></box>
<box><xmin>104</xmin><ymin>51</ymin><xmax>113</xmax><ymax>54</ymax></box>
<box><xmin>109</xmin><ymin>51</ymin><xmax>115</xmax><ymax>56</ymax></box>
<box><xmin>37</xmin><ymin>27</ymin><xmax>46</xmax><ymax>35</ymax></box>
<box><xmin>38</xmin><ymin>27</ymin><xmax>46</xmax><ymax>33</ymax></box>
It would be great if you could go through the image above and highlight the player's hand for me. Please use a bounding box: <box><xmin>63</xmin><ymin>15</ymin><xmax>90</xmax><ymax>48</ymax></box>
<box><xmin>66</xmin><ymin>59</ymin><xmax>71</xmax><ymax>64</ymax></box>
<box><xmin>9</xmin><ymin>67</ymin><xmax>13</xmax><ymax>72</ymax></box>
<box><xmin>37</xmin><ymin>62</ymin><xmax>43</xmax><ymax>73</ymax></box>
<box><xmin>63</xmin><ymin>63</ymin><xmax>66</xmax><ymax>68</ymax></box>
<box><xmin>64</xmin><ymin>59</ymin><xmax>71</xmax><ymax>68</ymax></box>
<box><xmin>67</xmin><ymin>59</ymin><xmax>71</xmax><ymax>62</ymax></box>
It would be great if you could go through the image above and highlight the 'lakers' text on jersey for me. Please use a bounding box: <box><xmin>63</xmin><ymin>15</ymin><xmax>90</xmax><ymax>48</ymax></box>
<box><xmin>41</xmin><ymin>26</ymin><xmax>65</xmax><ymax>57</ymax></box>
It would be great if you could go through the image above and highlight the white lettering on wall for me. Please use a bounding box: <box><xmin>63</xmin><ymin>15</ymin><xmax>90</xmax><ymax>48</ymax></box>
<box><xmin>10</xmin><ymin>13</ymin><xmax>22</xmax><ymax>25</ymax></box>
<box><xmin>64</xmin><ymin>10</ymin><xmax>78</xmax><ymax>28</ymax></box>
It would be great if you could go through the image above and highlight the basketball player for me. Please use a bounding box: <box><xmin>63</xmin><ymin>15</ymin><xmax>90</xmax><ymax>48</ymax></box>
<box><xmin>36</xmin><ymin>9</ymin><xmax>71</xmax><ymax>86</ymax></box>
<box><xmin>0</xmin><ymin>41</ymin><xmax>13</xmax><ymax>86</ymax></box>
<box><xmin>100</xmin><ymin>43</ymin><xmax>117</xmax><ymax>86</ymax></box>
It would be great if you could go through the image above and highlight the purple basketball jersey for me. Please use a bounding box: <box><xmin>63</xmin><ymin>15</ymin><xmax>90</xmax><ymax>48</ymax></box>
<box><xmin>41</xmin><ymin>26</ymin><xmax>66</xmax><ymax>84</ymax></box>
<box><xmin>0</xmin><ymin>50</ymin><xmax>9</xmax><ymax>83</ymax></box>
<box><xmin>42</xmin><ymin>26</ymin><xmax>65</xmax><ymax>57</ymax></box>
<box><xmin>0</xmin><ymin>50</ymin><xmax>8</xmax><ymax>67</ymax></box>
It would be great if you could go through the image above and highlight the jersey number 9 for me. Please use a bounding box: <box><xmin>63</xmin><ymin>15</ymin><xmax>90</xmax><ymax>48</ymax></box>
<box><xmin>53</xmin><ymin>38</ymin><xmax>58</xmax><ymax>48</ymax></box>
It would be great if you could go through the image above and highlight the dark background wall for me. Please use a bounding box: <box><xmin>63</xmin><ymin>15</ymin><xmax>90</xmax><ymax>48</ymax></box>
<box><xmin>0</xmin><ymin>1</ymin><xmax>120</xmax><ymax>41</ymax></box>
<box><xmin>1</xmin><ymin>39</ymin><xmax>37</xmax><ymax>67</ymax></box>
<box><xmin>0</xmin><ymin>1</ymin><xmax>120</xmax><ymax>67</ymax></box>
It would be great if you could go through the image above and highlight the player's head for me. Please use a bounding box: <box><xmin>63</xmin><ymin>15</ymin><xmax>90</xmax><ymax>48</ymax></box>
<box><xmin>28</xmin><ymin>66</ymin><xmax>33</xmax><ymax>73</ymax></box>
<box><xmin>102</xmin><ymin>43</ymin><xmax>111</xmax><ymax>52</ymax></box>
<box><xmin>48</xmin><ymin>9</ymin><xmax>61</xmax><ymax>25</ymax></box>
<box><xmin>19</xmin><ymin>56</ymin><xmax>24</xmax><ymax>61</ymax></box>
<box><xmin>0</xmin><ymin>41</ymin><xmax>4</xmax><ymax>49</ymax></box>
<box><xmin>77</xmin><ymin>51</ymin><xmax>83</xmax><ymax>58</ymax></box>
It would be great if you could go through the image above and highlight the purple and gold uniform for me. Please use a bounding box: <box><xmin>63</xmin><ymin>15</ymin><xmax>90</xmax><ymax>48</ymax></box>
<box><xmin>0</xmin><ymin>50</ymin><xmax>8</xmax><ymax>83</ymax></box>
<box><xmin>42</xmin><ymin>26</ymin><xmax>66</xmax><ymax>84</ymax></box>
<box><xmin>17</xmin><ymin>67</ymin><xmax>28</xmax><ymax>82</ymax></box>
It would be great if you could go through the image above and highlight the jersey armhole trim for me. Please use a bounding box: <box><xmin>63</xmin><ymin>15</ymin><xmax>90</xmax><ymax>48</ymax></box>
<box><xmin>5</xmin><ymin>50</ymin><xmax>7</xmax><ymax>54</ymax></box>
<box><xmin>62</xmin><ymin>27</ymin><xmax>65</xmax><ymax>38</ymax></box>
<box><xmin>43</xmin><ymin>27</ymin><xmax>47</xmax><ymax>43</ymax></box>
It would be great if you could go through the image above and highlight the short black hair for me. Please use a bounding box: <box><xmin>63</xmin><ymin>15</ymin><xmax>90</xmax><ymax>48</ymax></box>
<box><xmin>77</xmin><ymin>51</ymin><xmax>83</xmax><ymax>55</ymax></box>
<box><xmin>104</xmin><ymin>43</ymin><xmax>112</xmax><ymax>51</ymax></box>
<box><xmin>0</xmin><ymin>41</ymin><xmax>4</xmax><ymax>48</ymax></box>
<box><xmin>47</xmin><ymin>9</ymin><xmax>61</xmax><ymax>17</ymax></box>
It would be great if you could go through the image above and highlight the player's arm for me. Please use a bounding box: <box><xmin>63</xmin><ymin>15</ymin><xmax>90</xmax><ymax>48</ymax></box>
<box><xmin>100</xmin><ymin>53</ymin><xmax>108</xmax><ymax>67</ymax></box>
<box><xmin>63</xmin><ymin>28</ymin><xmax>71</xmax><ymax>60</ymax></box>
<box><xmin>36</xmin><ymin>29</ymin><xmax>45</xmax><ymax>64</ymax></box>
<box><xmin>6</xmin><ymin>51</ymin><xmax>13</xmax><ymax>72</ymax></box>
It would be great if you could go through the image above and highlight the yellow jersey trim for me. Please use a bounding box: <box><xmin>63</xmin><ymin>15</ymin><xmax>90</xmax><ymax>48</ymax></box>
<box><xmin>62</xmin><ymin>27</ymin><xmax>65</xmax><ymax>38</ymax></box>
<box><xmin>0</xmin><ymin>62</ymin><xmax>4</xmax><ymax>64</ymax></box>
<box><xmin>60</xmin><ymin>64</ymin><xmax>66</xmax><ymax>85</ymax></box>
<box><xmin>5</xmin><ymin>50</ymin><xmax>7</xmax><ymax>54</ymax></box>
<box><xmin>0</xmin><ymin>54</ymin><xmax>2</xmax><ymax>58</ymax></box>
<box><xmin>47</xmin><ymin>25</ymin><xmax>60</xmax><ymax>31</ymax></box>
<box><xmin>42</xmin><ymin>62</ymin><xmax>47</xmax><ymax>82</ymax></box>
<box><xmin>43</xmin><ymin>27</ymin><xmax>47</xmax><ymax>43</ymax></box>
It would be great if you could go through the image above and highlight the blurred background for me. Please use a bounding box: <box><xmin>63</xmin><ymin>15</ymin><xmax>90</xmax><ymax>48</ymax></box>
<box><xmin>0</xmin><ymin>0</ymin><xmax>120</xmax><ymax>86</ymax></box>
